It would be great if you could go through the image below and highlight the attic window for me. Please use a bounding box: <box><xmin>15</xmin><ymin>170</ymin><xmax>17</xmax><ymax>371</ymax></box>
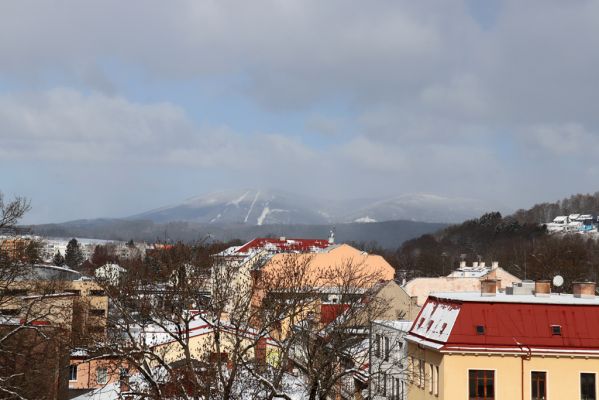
<box><xmin>551</xmin><ymin>325</ymin><xmax>562</xmax><ymax>336</ymax></box>
<box><xmin>426</xmin><ymin>320</ymin><xmax>434</xmax><ymax>331</ymax></box>
<box><xmin>476</xmin><ymin>325</ymin><xmax>485</xmax><ymax>335</ymax></box>
<box><xmin>440</xmin><ymin>322</ymin><xmax>448</xmax><ymax>334</ymax></box>
<box><xmin>418</xmin><ymin>318</ymin><xmax>425</xmax><ymax>328</ymax></box>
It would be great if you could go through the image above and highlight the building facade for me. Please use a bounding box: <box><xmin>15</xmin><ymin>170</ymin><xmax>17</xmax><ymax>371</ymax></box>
<box><xmin>406</xmin><ymin>281</ymin><xmax>599</xmax><ymax>400</ymax></box>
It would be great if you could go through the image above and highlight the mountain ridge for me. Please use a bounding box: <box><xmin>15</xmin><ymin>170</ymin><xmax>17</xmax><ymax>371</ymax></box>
<box><xmin>128</xmin><ymin>189</ymin><xmax>486</xmax><ymax>225</ymax></box>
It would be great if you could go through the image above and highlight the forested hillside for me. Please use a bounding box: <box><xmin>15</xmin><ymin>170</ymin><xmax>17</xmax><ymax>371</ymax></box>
<box><xmin>512</xmin><ymin>192</ymin><xmax>599</xmax><ymax>224</ymax></box>
<box><xmin>389</xmin><ymin>193</ymin><xmax>599</xmax><ymax>290</ymax></box>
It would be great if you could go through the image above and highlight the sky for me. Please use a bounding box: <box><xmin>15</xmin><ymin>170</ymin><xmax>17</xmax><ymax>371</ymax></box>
<box><xmin>2</xmin><ymin>0</ymin><xmax>599</xmax><ymax>223</ymax></box>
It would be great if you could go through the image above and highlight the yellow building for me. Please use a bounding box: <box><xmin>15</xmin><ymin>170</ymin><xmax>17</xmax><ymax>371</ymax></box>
<box><xmin>406</xmin><ymin>281</ymin><xmax>599</xmax><ymax>400</ymax></box>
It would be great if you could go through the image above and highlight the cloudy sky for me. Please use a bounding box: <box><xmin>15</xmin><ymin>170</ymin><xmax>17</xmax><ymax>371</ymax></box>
<box><xmin>2</xmin><ymin>0</ymin><xmax>599</xmax><ymax>223</ymax></box>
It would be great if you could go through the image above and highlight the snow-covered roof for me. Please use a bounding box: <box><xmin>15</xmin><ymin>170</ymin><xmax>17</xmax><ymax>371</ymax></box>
<box><xmin>430</xmin><ymin>291</ymin><xmax>599</xmax><ymax>305</ymax></box>
<box><xmin>409</xmin><ymin>301</ymin><xmax>459</xmax><ymax>343</ymax></box>
<box><xmin>372</xmin><ymin>320</ymin><xmax>413</xmax><ymax>332</ymax></box>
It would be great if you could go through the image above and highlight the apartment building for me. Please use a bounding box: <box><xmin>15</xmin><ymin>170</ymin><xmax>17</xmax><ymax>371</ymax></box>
<box><xmin>405</xmin><ymin>280</ymin><xmax>599</xmax><ymax>400</ymax></box>
<box><xmin>370</xmin><ymin>320</ymin><xmax>412</xmax><ymax>400</ymax></box>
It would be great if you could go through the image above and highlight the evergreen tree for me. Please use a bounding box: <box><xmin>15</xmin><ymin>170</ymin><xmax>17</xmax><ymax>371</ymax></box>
<box><xmin>52</xmin><ymin>250</ymin><xmax>65</xmax><ymax>266</ymax></box>
<box><xmin>64</xmin><ymin>238</ymin><xmax>84</xmax><ymax>269</ymax></box>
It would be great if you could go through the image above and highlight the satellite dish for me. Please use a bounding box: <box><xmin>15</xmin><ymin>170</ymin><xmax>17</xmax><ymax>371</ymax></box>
<box><xmin>553</xmin><ymin>275</ymin><xmax>564</xmax><ymax>287</ymax></box>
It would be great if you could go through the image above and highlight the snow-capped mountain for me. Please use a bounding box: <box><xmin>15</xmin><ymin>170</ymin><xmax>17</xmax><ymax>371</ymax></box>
<box><xmin>131</xmin><ymin>189</ymin><xmax>332</xmax><ymax>225</ymax></box>
<box><xmin>130</xmin><ymin>190</ymin><xmax>487</xmax><ymax>225</ymax></box>
<box><xmin>343</xmin><ymin>193</ymin><xmax>487</xmax><ymax>224</ymax></box>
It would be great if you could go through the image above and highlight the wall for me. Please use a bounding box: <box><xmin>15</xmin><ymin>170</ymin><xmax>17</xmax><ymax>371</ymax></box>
<box><xmin>408</xmin><ymin>343</ymin><xmax>599</xmax><ymax>400</ymax></box>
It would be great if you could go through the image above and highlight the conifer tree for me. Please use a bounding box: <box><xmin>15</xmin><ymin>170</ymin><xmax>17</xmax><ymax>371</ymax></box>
<box><xmin>52</xmin><ymin>250</ymin><xmax>65</xmax><ymax>266</ymax></box>
<box><xmin>64</xmin><ymin>238</ymin><xmax>84</xmax><ymax>269</ymax></box>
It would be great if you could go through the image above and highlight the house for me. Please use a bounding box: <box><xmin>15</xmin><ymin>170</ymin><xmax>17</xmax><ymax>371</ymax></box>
<box><xmin>370</xmin><ymin>320</ymin><xmax>412</xmax><ymax>400</ymax></box>
<box><xmin>403</xmin><ymin>261</ymin><xmax>521</xmax><ymax>306</ymax></box>
<box><xmin>405</xmin><ymin>280</ymin><xmax>599</xmax><ymax>400</ymax></box>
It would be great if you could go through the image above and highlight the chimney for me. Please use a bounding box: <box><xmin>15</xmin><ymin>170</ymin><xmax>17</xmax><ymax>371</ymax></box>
<box><xmin>491</xmin><ymin>261</ymin><xmax>499</xmax><ymax>270</ymax></box>
<box><xmin>573</xmin><ymin>282</ymin><xmax>596</xmax><ymax>299</ymax></box>
<box><xmin>481</xmin><ymin>279</ymin><xmax>499</xmax><ymax>296</ymax></box>
<box><xmin>534</xmin><ymin>280</ymin><xmax>551</xmax><ymax>297</ymax></box>
<box><xmin>279</xmin><ymin>236</ymin><xmax>286</xmax><ymax>242</ymax></box>
<box><xmin>473</xmin><ymin>261</ymin><xmax>479</xmax><ymax>268</ymax></box>
<box><xmin>459</xmin><ymin>261</ymin><xmax>466</xmax><ymax>268</ymax></box>
<box><xmin>480</xmin><ymin>262</ymin><xmax>486</xmax><ymax>268</ymax></box>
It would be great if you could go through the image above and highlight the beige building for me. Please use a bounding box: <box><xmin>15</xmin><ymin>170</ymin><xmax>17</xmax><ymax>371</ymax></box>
<box><xmin>406</xmin><ymin>281</ymin><xmax>599</xmax><ymax>400</ymax></box>
<box><xmin>403</xmin><ymin>261</ymin><xmax>520</xmax><ymax>306</ymax></box>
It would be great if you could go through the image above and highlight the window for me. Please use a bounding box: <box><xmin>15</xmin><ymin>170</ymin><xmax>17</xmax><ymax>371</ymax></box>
<box><xmin>469</xmin><ymin>370</ymin><xmax>494</xmax><ymax>400</ymax></box>
<box><xmin>418</xmin><ymin>359</ymin><xmax>425</xmax><ymax>388</ymax></box>
<box><xmin>476</xmin><ymin>325</ymin><xmax>485</xmax><ymax>335</ymax></box>
<box><xmin>69</xmin><ymin>364</ymin><xmax>78</xmax><ymax>381</ymax></box>
<box><xmin>89</xmin><ymin>308</ymin><xmax>106</xmax><ymax>317</ymax></box>
<box><xmin>90</xmin><ymin>290</ymin><xmax>106</xmax><ymax>296</ymax></box>
<box><xmin>581</xmin><ymin>373</ymin><xmax>596</xmax><ymax>400</ymax></box>
<box><xmin>96</xmin><ymin>367</ymin><xmax>108</xmax><ymax>384</ymax></box>
<box><xmin>551</xmin><ymin>325</ymin><xmax>562</xmax><ymax>336</ymax></box>
<box><xmin>429</xmin><ymin>363</ymin><xmax>434</xmax><ymax>393</ymax></box>
<box><xmin>434</xmin><ymin>365</ymin><xmax>439</xmax><ymax>396</ymax></box>
<box><xmin>383</xmin><ymin>371</ymin><xmax>387</xmax><ymax>396</ymax></box>
<box><xmin>394</xmin><ymin>377</ymin><xmax>401</xmax><ymax>400</ymax></box>
<box><xmin>384</xmin><ymin>336</ymin><xmax>390</xmax><ymax>361</ymax></box>
<box><xmin>375</xmin><ymin>334</ymin><xmax>381</xmax><ymax>358</ymax></box>
<box><xmin>531</xmin><ymin>371</ymin><xmax>546</xmax><ymax>400</ymax></box>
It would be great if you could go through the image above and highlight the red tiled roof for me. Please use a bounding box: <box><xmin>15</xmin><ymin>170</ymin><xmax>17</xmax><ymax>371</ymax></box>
<box><xmin>408</xmin><ymin>296</ymin><xmax>599</xmax><ymax>353</ymax></box>
<box><xmin>236</xmin><ymin>237</ymin><xmax>330</xmax><ymax>254</ymax></box>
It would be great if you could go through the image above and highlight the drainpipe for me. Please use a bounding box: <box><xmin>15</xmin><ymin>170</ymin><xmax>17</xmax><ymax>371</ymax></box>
<box><xmin>514</xmin><ymin>339</ymin><xmax>532</xmax><ymax>400</ymax></box>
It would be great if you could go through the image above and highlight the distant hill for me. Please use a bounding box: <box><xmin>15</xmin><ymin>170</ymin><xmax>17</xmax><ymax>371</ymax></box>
<box><xmin>512</xmin><ymin>192</ymin><xmax>599</xmax><ymax>224</ymax></box>
<box><xmin>128</xmin><ymin>188</ymin><xmax>485</xmax><ymax>225</ymax></box>
<box><xmin>396</xmin><ymin>191</ymin><xmax>599</xmax><ymax>288</ymax></box>
<box><xmin>28</xmin><ymin>218</ymin><xmax>448</xmax><ymax>249</ymax></box>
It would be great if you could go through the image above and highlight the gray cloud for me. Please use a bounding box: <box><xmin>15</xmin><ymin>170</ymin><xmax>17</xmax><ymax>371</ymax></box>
<box><xmin>1</xmin><ymin>1</ymin><xmax>599</xmax><ymax>221</ymax></box>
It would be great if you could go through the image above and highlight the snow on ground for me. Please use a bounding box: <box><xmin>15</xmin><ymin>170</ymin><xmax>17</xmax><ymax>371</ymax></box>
<box><xmin>244</xmin><ymin>191</ymin><xmax>261</xmax><ymax>223</ymax></box>
<box><xmin>229</xmin><ymin>191</ymin><xmax>250</xmax><ymax>207</ymax></box>
<box><xmin>257</xmin><ymin>205</ymin><xmax>270</xmax><ymax>226</ymax></box>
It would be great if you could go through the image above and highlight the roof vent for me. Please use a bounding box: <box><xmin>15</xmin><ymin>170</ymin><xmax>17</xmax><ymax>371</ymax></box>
<box><xmin>534</xmin><ymin>280</ymin><xmax>551</xmax><ymax>297</ymax></box>
<box><xmin>491</xmin><ymin>261</ymin><xmax>499</xmax><ymax>270</ymax></box>
<box><xmin>459</xmin><ymin>261</ymin><xmax>466</xmax><ymax>268</ymax></box>
<box><xmin>480</xmin><ymin>279</ymin><xmax>498</xmax><ymax>296</ymax></box>
<box><xmin>480</xmin><ymin>262</ymin><xmax>486</xmax><ymax>268</ymax></box>
<box><xmin>573</xmin><ymin>282</ymin><xmax>596</xmax><ymax>299</ymax></box>
<box><xmin>476</xmin><ymin>325</ymin><xmax>485</xmax><ymax>335</ymax></box>
<box><xmin>473</xmin><ymin>261</ymin><xmax>479</xmax><ymax>268</ymax></box>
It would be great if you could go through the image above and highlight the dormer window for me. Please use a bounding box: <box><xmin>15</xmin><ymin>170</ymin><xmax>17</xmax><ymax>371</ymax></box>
<box><xmin>476</xmin><ymin>325</ymin><xmax>485</xmax><ymax>335</ymax></box>
<box><xmin>426</xmin><ymin>320</ymin><xmax>434</xmax><ymax>331</ymax></box>
<box><xmin>440</xmin><ymin>322</ymin><xmax>448</xmax><ymax>334</ymax></box>
<box><xmin>551</xmin><ymin>325</ymin><xmax>562</xmax><ymax>335</ymax></box>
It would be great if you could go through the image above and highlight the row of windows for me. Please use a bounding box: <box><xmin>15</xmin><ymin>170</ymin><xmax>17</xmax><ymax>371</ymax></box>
<box><xmin>374</xmin><ymin>333</ymin><xmax>402</xmax><ymax>362</ymax></box>
<box><xmin>377</xmin><ymin>372</ymin><xmax>403</xmax><ymax>400</ymax></box>
<box><xmin>69</xmin><ymin>365</ymin><xmax>129</xmax><ymax>385</ymax></box>
<box><xmin>468</xmin><ymin>370</ymin><xmax>596</xmax><ymax>400</ymax></box>
<box><xmin>411</xmin><ymin>358</ymin><xmax>439</xmax><ymax>396</ymax></box>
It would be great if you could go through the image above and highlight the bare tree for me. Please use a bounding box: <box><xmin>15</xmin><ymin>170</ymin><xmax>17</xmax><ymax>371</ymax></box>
<box><xmin>87</xmin><ymin>244</ymin><xmax>396</xmax><ymax>400</ymax></box>
<box><xmin>0</xmin><ymin>192</ymin><xmax>75</xmax><ymax>399</ymax></box>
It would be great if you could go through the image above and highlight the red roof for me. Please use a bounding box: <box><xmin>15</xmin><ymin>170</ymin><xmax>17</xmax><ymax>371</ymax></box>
<box><xmin>236</xmin><ymin>237</ymin><xmax>330</xmax><ymax>254</ymax></box>
<box><xmin>320</xmin><ymin>303</ymin><xmax>350</xmax><ymax>324</ymax></box>
<box><xmin>408</xmin><ymin>295</ymin><xmax>599</xmax><ymax>354</ymax></box>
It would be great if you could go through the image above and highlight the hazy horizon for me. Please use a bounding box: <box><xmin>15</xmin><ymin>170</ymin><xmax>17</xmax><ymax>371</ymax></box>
<box><xmin>2</xmin><ymin>1</ymin><xmax>599</xmax><ymax>223</ymax></box>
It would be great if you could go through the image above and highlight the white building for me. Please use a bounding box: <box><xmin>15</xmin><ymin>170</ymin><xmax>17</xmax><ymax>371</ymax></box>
<box><xmin>370</xmin><ymin>320</ymin><xmax>412</xmax><ymax>400</ymax></box>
